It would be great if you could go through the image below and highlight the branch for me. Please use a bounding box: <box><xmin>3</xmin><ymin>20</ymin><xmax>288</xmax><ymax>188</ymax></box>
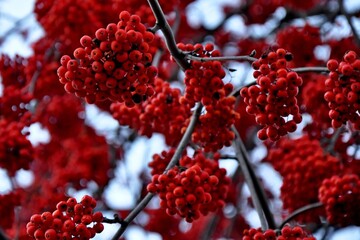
<box><xmin>111</xmin><ymin>103</ymin><xmax>203</xmax><ymax>239</ymax></box>
<box><xmin>184</xmin><ymin>54</ymin><xmax>257</xmax><ymax>63</ymax></box>
<box><xmin>279</xmin><ymin>202</ymin><xmax>324</xmax><ymax>229</ymax></box>
<box><xmin>292</xmin><ymin>66</ymin><xmax>329</xmax><ymax>73</ymax></box>
<box><xmin>231</xmin><ymin>126</ymin><xmax>276</xmax><ymax>230</ymax></box>
<box><xmin>147</xmin><ymin>0</ymin><xmax>190</xmax><ymax>70</ymax></box>
<box><xmin>338</xmin><ymin>0</ymin><xmax>360</xmax><ymax>46</ymax></box>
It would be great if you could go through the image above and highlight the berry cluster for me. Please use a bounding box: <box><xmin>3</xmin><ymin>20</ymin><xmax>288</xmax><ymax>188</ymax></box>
<box><xmin>240</xmin><ymin>49</ymin><xmax>303</xmax><ymax>141</ymax></box>
<box><xmin>191</xmin><ymin>96</ymin><xmax>240</xmax><ymax>152</ymax></box>
<box><xmin>0</xmin><ymin>192</ymin><xmax>21</xmax><ymax>230</ymax></box>
<box><xmin>301</xmin><ymin>74</ymin><xmax>332</xmax><ymax>136</ymax></box>
<box><xmin>280</xmin><ymin>0</ymin><xmax>322</xmax><ymax>11</ymax></box>
<box><xmin>111</xmin><ymin>78</ymin><xmax>191</xmax><ymax>146</ymax></box>
<box><xmin>266</xmin><ymin>135</ymin><xmax>340</xmax><ymax>223</ymax></box>
<box><xmin>26</xmin><ymin>195</ymin><xmax>104</xmax><ymax>240</ymax></box>
<box><xmin>0</xmin><ymin>118</ymin><xmax>34</xmax><ymax>176</ymax></box>
<box><xmin>57</xmin><ymin>11</ymin><xmax>157</xmax><ymax>106</ymax></box>
<box><xmin>319</xmin><ymin>174</ymin><xmax>360</xmax><ymax>227</ymax></box>
<box><xmin>147</xmin><ymin>152</ymin><xmax>230</xmax><ymax>222</ymax></box>
<box><xmin>148</xmin><ymin>148</ymin><xmax>176</xmax><ymax>175</ymax></box>
<box><xmin>324</xmin><ymin>50</ymin><xmax>360</xmax><ymax>129</ymax></box>
<box><xmin>178</xmin><ymin>43</ymin><xmax>231</xmax><ymax>108</ymax></box>
<box><xmin>0</xmin><ymin>54</ymin><xmax>27</xmax><ymax>88</ymax></box>
<box><xmin>242</xmin><ymin>226</ymin><xmax>315</xmax><ymax>240</ymax></box>
<box><xmin>0</xmin><ymin>85</ymin><xmax>33</xmax><ymax>121</ymax></box>
<box><xmin>276</xmin><ymin>24</ymin><xmax>322</xmax><ymax>67</ymax></box>
<box><xmin>34</xmin><ymin>0</ymin><xmax>103</xmax><ymax>53</ymax></box>
<box><xmin>35</xmin><ymin>94</ymin><xmax>85</xmax><ymax>140</ymax></box>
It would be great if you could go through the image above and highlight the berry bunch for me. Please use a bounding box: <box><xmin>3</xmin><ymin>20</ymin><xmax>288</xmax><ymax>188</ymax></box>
<box><xmin>0</xmin><ymin>54</ymin><xmax>27</xmax><ymax>88</ymax></box>
<box><xmin>280</xmin><ymin>0</ymin><xmax>322</xmax><ymax>11</ymax></box>
<box><xmin>191</xmin><ymin>96</ymin><xmax>240</xmax><ymax>152</ymax></box>
<box><xmin>57</xmin><ymin>11</ymin><xmax>157</xmax><ymax>106</ymax></box>
<box><xmin>266</xmin><ymin>136</ymin><xmax>340</xmax><ymax>223</ymax></box>
<box><xmin>178</xmin><ymin>43</ymin><xmax>231</xmax><ymax>108</ymax></box>
<box><xmin>111</xmin><ymin>78</ymin><xmax>191</xmax><ymax>146</ymax></box>
<box><xmin>0</xmin><ymin>192</ymin><xmax>21</xmax><ymax>230</ymax></box>
<box><xmin>0</xmin><ymin>85</ymin><xmax>33</xmax><ymax>121</ymax></box>
<box><xmin>242</xmin><ymin>226</ymin><xmax>316</xmax><ymax>240</ymax></box>
<box><xmin>319</xmin><ymin>174</ymin><xmax>360</xmax><ymax>227</ymax></box>
<box><xmin>35</xmin><ymin>94</ymin><xmax>85</xmax><ymax>139</ymax></box>
<box><xmin>301</xmin><ymin>75</ymin><xmax>332</xmax><ymax>135</ymax></box>
<box><xmin>324</xmin><ymin>50</ymin><xmax>360</xmax><ymax>129</ymax></box>
<box><xmin>0</xmin><ymin>119</ymin><xmax>34</xmax><ymax>176</ymax></box>
<box><xmin>148</xmin><ymin>148</ymin><xmax>176</xmax><ymax>175</ymax></box>
<box><xmin>240</xmin><ymin>48</ymin><xmax>303</xmax><ymax>141</ymax></box>
<box><xmin>34</xmin><ymin>0</ymin><xmax>103</xmax><ymax>53</ymax></box>
<box><xmin>26</xmin><ymin>195</ymin><xmax>104</xmax><ymax>240</ymax></box>
<box><xmin>276</xmin><ymin>24</ymin><xmax>322</xmax><ymax>67</ymax></box>
<box><xmin>147</xmin><ymin>152</ymin><xmax>230</xmax><ymax>222</ymax></box>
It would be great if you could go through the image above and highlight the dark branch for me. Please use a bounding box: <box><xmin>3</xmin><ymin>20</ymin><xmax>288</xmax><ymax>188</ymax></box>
<box><xmin>231</xmin><ymin>126</ymin><xmax>276</xmax><ymax>230</ymax></box>
<box><xmin>147</xmin><ymin>0</ymin><xmax>190</xmax><ymax>70</ymax></box>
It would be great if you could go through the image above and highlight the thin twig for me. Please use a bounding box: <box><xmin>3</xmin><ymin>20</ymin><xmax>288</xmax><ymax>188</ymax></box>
<box><xmin>231</xmin><ymin>126</ymin><xmax>276</xmax><ymax>230</ymax></box>
<box><xmin>279</xmin><ymin>202</ymin><xmax>324</xmax><ymax>229</ymax></box>
<box><xmin>147</xmin><ymin>0</ymin><xmax>189</xmax><ymax>70</ymax></box>
<box><xmin>111</xmin><ymin>103</ymin><xmax>202</xmax><ymax>239</ymax></box>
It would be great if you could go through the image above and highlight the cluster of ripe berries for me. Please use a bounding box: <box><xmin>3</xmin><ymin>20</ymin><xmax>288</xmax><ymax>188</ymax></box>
<box><xmin>26</xmin><ymin>195</ymin><xmax>104</xmax><ymax>240</ymax></box>
<box><xmin>325</xmin><ymin>50</ymin><xmax>360</xmax><ymax>129</ymax></box>
<box><xmin>240</xmin><ymin>48</ymin><xmax>303</xmax><ymax>141</ymax></box>
<box><xmin>178</xmin><ymin>43</ymin><xmax>233</xmax><ymax>108</ymax></box>
<box><xmin>319</xmin><ymin>174</ymin><xmax>360</xmax><ymax>227</ymax></box>
<box><xmin>0</xmin><ymin>118</ymin><xmax>33</xmax><ymax>176</ymax></box>
<box><xmin>191</xmin><ymin>96</ymin><xmax>240</xmax><ymax>152</ymax></box>
<box><xmin>57</xmin><ymin>11</ymin><xmax>157</xmax><ymax>107</ymax></box>
<box><xmin>242</xmin><ymin>226</ymin><xmax>315</xmax><ymax>240</ymax></box>
<box><xmin>110</xmin><ymin>78</ymin><xmax>191</xmax><ymax>147</ymax></box>
<box><xmin>267</xmin><ymin>136</ymin><xmax>340</xmax><ymax>223</ymax></box>
<box><xmin>147</xmin><ymin>152</ymin><xmax>230</xmax><ymax>222</ymax></box>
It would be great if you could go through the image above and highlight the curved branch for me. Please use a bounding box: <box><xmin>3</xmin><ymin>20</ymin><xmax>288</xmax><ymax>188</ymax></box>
<box><xmin>231</xmin><ymin>126</ymin><xmax>276</xmax><ymax>230</ymax></box>
<box><xmin>111</xmin><ymin>103</ymin><xmax>203</xmax><ymax>239</ymax></box>
<box><xmin>279</xmin><ymin>202</ymin><xmax>324</xmax><ymax>229</ymax></box>
<box><xmin>147</xmin><ymin>0</ymin><xmax>190</xmax><ymax>70</ymax></box>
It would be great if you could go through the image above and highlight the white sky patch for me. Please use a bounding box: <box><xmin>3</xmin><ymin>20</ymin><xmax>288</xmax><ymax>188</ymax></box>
<box><xmin>26</xmin><ymin>122</ymin><xmax>50</xmax><ymax>146</ymax></box>
<box><xmin>0</xmin><ymin>169</ymin><xmax>12</xmax><ymax>194</ymax></box>
<box><xmin>15</xmin><ymin>169</ymin><xmax>34</xmax><ymax>188</ymax></box>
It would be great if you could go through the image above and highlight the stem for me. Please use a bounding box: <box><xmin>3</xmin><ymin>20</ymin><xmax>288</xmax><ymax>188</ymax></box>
<box><xmin>111</xmin><ymin>103</ymin><xmax>202</xmax><ymax>239</ymax></box>
<box><xmin>231</xmin><ymin>126</ymin><xmax>276</xmax><ymax>230</ymax></box>
<box><xmin>338</xmin><ymin>0</ymin><xmax>360</xmax><ymax>46</ymax></box>
<box><xmin>147</xmin><ymin>0</ymin><xmax>189</xmax><ymax>70</ymax></box>
<box><xmin>279</xmin><ymin>202</ymin><xmax>324</xmax><ymax>229</ymax></box>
